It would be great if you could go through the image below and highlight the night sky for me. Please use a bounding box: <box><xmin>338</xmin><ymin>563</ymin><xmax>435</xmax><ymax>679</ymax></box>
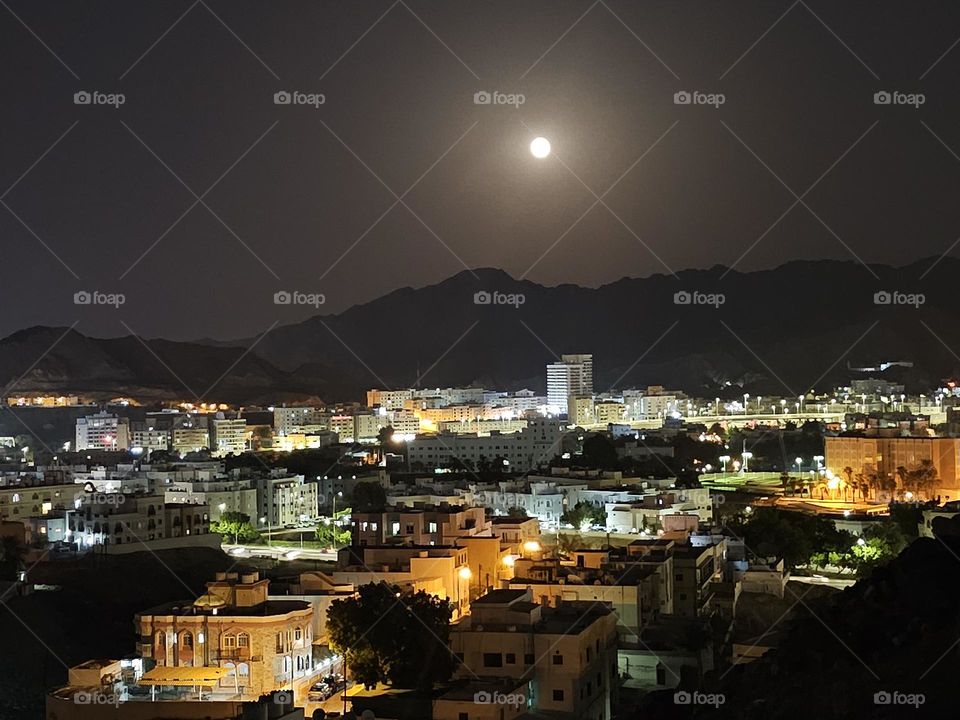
<box><xmin>2</xmin><ymin>1</ymin><xmax>960</xmax><ymax>340</ymax></box>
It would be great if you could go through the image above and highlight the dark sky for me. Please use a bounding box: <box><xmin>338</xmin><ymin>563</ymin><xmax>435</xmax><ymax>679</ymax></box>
<box><xmin>2</xmin><ymin>0</ymin><xmax>960</xmax><ymax>340</ymax></box>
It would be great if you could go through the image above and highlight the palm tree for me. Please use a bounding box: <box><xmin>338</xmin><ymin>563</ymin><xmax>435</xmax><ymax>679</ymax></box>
<box><xmin>895</xmin><ymin>466</ymin><xmax>909</xmax><ymax>501</ymax></box>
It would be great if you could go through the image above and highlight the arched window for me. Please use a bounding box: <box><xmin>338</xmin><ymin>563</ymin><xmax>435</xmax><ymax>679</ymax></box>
<box><xmin>237</xmin><ymin>662</ymin><xmax>249</xmax><ymax>677</ymax></box>
<box><xmin>180</xmin><ymin>631</ymin><xmax>193</xmax><ymax>648</ymax></box>
<box><xmin>222</xmin><ymin>634</ymin><xmax>237</xmax><ymax>649</ymax></box>
<box><xmin>154</xmin><ymin>631</ymin><xmax>167</xmax><ymax>664</ymax></box>
<box><xmin>294</xmin><ymin>626</ymin><xmax>302</xmax><ymax>642</ymax></box>
<box><xmin>237</xmin><ymin>632</ymin><xmax>249</xmax><ymax>648</ymax></box>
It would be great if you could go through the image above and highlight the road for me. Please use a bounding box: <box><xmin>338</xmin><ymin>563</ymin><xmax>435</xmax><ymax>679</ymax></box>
<box><xmin>222</xmin><ymin>543</ymin><xmax>339</xmax><ymax>562</ymax></box>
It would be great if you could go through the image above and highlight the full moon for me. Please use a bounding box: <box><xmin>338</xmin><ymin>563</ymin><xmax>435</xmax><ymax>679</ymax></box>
<box><xmin>530</xmin><ymin>137</ymin><xmax>551</xmax><ymax>158</ymax></box>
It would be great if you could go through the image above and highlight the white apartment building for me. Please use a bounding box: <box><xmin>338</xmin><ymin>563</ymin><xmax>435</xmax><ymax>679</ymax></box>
<box><xmin>210</xmin><ymin>414</ymin><xmax>247</xmax><ymax>457</ymax></box>
<box><xmin>272</xmin><ymin>406</ymin><xmax>325</xmax><ymax>435</ymax></box>
<box><xmin>546</xmin><ymin>354</ymin><xmax>593</xmax><ymax>415</ymax></box>
<box><xmin>130</xmin><ymin>423</ymin><xmax>170</xmax><ymax>453</ymax></box>
<box><xmin>407</xmin><ymin>419</ymin><xmax>569</xmax><ymax>471</ymax></box>
<box><xmin>76</xmin><ymin>411</ymin><xmax>131</xmax><ymax>451</ymax></box>
<box><xmin>255</xmin><ymin>473</ymin><xmax>319</xmax><ymax>527</ymax></box>
<box><xmin>366</xmin><ymin>389</ymin><xmax>414</xmax><ymax>410</ymax></box>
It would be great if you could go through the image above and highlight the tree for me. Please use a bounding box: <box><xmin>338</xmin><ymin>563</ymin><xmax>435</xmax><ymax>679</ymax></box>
<box><xmin>210</xmin><ymin>511</ymin><xmax>259</xmax><ymax>543</ymax></box>
<box><xmin>582</xmin><ymin>434</ymin><xmax>619</xmax><ymax>469</ymax></box>
<box><xmin>561</xmin><ymin>501</ymin><xmax>607</xmax><ymax>530</ymax></box>
<box><xmin>315</xmin><ymin>521</ymin><xmax>350</xmax><ymax>549</ymax></box>
<box><xmin>505</xmin><ymin>507</ymin><xmax>529</xmax><ymax>519</ymax></box>
<box><xmin>0</xmin><ymin>536</ymin><xmax>26</xmax><ymax>581</ymax></box>
<box><xmin>327</xmin><ymin>583</ymin><xmax>454</xmax><ymax>691</ymax></box>
<box><xmin>352</xmin><ymin>482</ymin><xmax>387</xmax><ymax>512</ymax></box>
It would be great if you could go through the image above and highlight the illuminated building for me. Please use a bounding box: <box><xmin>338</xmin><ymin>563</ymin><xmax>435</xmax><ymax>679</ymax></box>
<box><xmin>75</xmin><ymin>411</ymin><xmax>130</xmax><ymax>451</ymax></box>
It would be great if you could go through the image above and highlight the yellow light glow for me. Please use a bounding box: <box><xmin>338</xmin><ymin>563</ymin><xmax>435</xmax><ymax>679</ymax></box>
<box><xmin>522</xmin><ymin>540</ymin><xmax>541</xmax><ymax>553</ymax></box>
<box><xmin>502</xmin><ymin>554</ymin><xmax>516</xmax><ymax>567</ymax></box>
<box><xmin>458</xmin><ymin>566</ymin><xmax>473</xmax><ymax>580</ymax></box>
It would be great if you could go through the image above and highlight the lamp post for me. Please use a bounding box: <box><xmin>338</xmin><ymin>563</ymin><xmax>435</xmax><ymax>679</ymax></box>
<box><xmin>331</xmin><ymin>491</ymin><xmax>343</xmax><ymax>551</ymax></box>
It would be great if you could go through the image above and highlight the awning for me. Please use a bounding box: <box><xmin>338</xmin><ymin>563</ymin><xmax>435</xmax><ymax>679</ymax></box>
<box><xmin>139</xmin><ymin>666</ymin><xmax>232</xmax><ymax>687</ymax></box>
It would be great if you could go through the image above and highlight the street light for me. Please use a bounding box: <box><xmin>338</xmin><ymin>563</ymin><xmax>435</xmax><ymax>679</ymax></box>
<box><xmin>719</xmin><ymin>455</ymin><xmax>731</xmax><ymax>473</ymax></box>
<box><xmin>741</xmin><ymin>451</ymin><xmax>753</xmax><ymax>473</ymax></box>
<box><xmin>795</xmin><ymin>457</ymin><xmax>802</xmax><ymax>475</ymax></box>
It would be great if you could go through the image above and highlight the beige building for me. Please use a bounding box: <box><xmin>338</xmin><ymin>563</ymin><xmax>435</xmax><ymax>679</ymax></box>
<box><xmin>138</xmin><ymin>570</ymin><xmax>315</xmax><ymax>700</ymax></box>
<box><xmin>825</xmin><ymin>436</ymin><xmax>960</xmax><ymax>500</ymax></box>
<box><xmin>450</xmin><ymin>588</ymin><xmax>618</xmax><ymax>720</ymax></box>
<box><xmin>351</xmin><ymin>504</ymin><xmax>490</xmax><ymax>547</ymax></box>
<box><xmin>334</xmin><ymin>544</ymin><xmax>473</xmax><ymax>617</ymax></box>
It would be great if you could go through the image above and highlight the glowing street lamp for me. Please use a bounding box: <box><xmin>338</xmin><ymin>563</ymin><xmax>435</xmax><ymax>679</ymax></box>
<box><xmin>719</xmin><ymin>455</ymin><xmax>731</xmax><ymax>473</ymax></box>
<box><xmin>741</xmin><ymin>451</ymin><xmax>753</xmax><ymax>473</ymax></box>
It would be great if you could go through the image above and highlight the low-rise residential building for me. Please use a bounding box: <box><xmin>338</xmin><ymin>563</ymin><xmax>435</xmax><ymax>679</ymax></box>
<box><xmin>334</xmin><ymin>544</ymin><xmax>473</xmax><ymax>617</ymax></box>
<box><xmin>254</xmin><ymin>472</ymin><xmax>319</xmax><ymax>527</ymax></box>
<box><xmin>137</xmin><ymin>570</ymin><xmax>316</xmax><ymax>700</ymax></box>
<box><xmin>65</xmin><ymin>492</ymin><xmax>212</xmax><ymax>552</ymax></box>
<box><xmin>450</xmin><ymin>588</ymin><xmax>618</xmax><ymax>720</ymax></box>
<box><xmin>408</xmin><ymin>419</ymin><xmax>572</xmax><ymax>471</ymax></box>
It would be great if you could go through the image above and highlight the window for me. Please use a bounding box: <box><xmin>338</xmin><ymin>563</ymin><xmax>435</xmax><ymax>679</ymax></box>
<box><xmin>295</xmin><ymin>627</ymin><xmax>302</xmax><ymax>641</ymax></box>
<box><xmin>586</xmin><ymin>647</ymin><xmax>591</xmax><ymax>661</ymax></box>
<box><xmin>237</xmin><ymin>633</ymin><xmax>249</xmax><ymax>648</ymax></box>
<box><xmin>459</xmin><ymin>714</ymin><xmax>468</xmax><ymax>720</ymax></box>
<box><xmin>553</xmin><ymin>689</ymin><xmax>564</xmax><ymax>701</ymax></box>
<box><xmin>223</xmin><ymin>635</ymin><xmax>236</xmax><ymax>648</ymax></box>
<box><xmin>552</xmin><ymin>653</ymin><xmax>563</xmax><ymax>665</ymax></box>
<box><xmin>524</xmin><ymin>653</ymin><xmax>534</xmax><ymax>665</ymax></box>
<box><xmin>505</xmin><ymin>653</ymin><xmax>516</xmax><ymax>664</ymax></box>
<box><xmin>483</xmin><ymin>653</ymin><xmax>503</xmax><ymax>668</ymax></box>
<box><xmin>181</xmin><ymin>632</ymin><xmax>193</xmax><ymax>648</ymax></box>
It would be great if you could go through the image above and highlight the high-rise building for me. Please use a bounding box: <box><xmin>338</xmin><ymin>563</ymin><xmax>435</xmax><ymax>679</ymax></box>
<box><xmin>546</xmin><ymin>354</ymin><xmax>594</xmax><ymax>415</ymax></box>
<box><xmin>75</xmin><ymin>411</ymin><xmax>131</xmax><ymax>451</ymax></box>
